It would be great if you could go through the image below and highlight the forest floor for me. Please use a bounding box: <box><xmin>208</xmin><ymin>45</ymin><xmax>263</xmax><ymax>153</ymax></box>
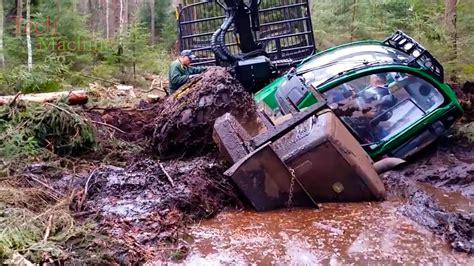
<box><xmin>0</xmin><ymin>73</ymin><xmax>472</xmax><ymax>264</ymax></box>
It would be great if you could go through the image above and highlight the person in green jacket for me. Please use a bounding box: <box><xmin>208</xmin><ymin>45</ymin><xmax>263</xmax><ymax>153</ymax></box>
<box><xmin>168</xmin><ymin>50</ymin><xmax>206</xmax><ymax>95</ymax></box>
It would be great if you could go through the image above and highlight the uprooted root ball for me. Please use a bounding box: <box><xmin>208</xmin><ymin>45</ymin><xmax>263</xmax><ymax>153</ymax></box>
<box><xmin>151</xmin><ymin>67</ymin><xmax>257</xmax><ymax>159</ymax></box>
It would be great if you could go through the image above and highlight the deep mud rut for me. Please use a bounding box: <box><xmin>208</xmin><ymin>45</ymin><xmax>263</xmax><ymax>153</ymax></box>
<box><xmin>185</xmin><ymin>204</ymin><xmax>473</xmax><ymax>264</ymax></box>
<box><xmin>75</xmin><ymin>136</ymin><xmax>470</xmax><ymax>264</ymax></box>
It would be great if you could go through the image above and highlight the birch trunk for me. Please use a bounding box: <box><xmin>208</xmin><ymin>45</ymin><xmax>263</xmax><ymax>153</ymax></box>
<box><xmin>150</xmin><ymin>0</ymin><xmax>155</xmax><ymax>45</ymax></box>
<box><xmin>124</xmin><ymin>0</ymin><xmax>129</xmax><ymax>30</ymax></box>
<box><xmin>106</xmin><ymin>0</ymin><xmax>110</xmax><ymax>38</ymax></box>
<box><xmin>0</xmin><ymin>0</ymin><xmax>5</xmax><ymax>68</ymax></box>
<box><xmin>119</xmin><ymin>0</ymin><xmax>124</xmax><ymax>34</ymax></box>
<box><xmin>26</xmin><ymin>0</ymin><xmax>32</xmax><ymax>72</ymax></box>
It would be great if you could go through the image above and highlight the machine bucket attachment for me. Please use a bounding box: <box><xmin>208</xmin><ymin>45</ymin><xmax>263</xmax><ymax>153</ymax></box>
<box><xmin>214</xmin><ymin>90</ymin><xmax>385</xmax><ymax>211</ymax></box>
<box><xmin>224</xmin><ymin>143</ymin><xmax>317</xmax><ymax>211</ymax></box>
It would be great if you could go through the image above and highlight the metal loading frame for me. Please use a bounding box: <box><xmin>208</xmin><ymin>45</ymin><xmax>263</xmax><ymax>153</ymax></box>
<box><xmin>176</xmin><ymin>0</ymin><xmax>316</xmax><ymax>67</ymax></box>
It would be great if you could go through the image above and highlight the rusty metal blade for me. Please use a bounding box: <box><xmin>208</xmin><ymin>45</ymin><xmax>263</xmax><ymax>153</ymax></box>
<box><xmin>225</xmin><ymin>142</ymin><xmax>317</xmax><ymax>211</ymax></box>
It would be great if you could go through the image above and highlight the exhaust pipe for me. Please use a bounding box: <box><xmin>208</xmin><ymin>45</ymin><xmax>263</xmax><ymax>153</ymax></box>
<box><xmin>373</xmin><ymin>157</ymin><xmax>406</xmax><ymax>174</ymax></box>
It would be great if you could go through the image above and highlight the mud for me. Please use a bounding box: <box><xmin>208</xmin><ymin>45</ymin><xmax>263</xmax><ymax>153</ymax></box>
<box><xmin>185</xmin><ymin>204</ymin><xmax>473</xmax><ymax>264</ymax></box>
<box><xmin>382</xmin><ymin>137</ymin><xmax>474</xmax><ymax>254</ymax></box>
<box><xmin>82</xmin><ymin>155</ymin><xmax>241</xmax><ymax>263</ymax></box>
<box><xmin>450</xmin><ymin>80</ymin><xmax>473</xmax><ymax>121</ymax></box>
<box><xmin>85</xmin><ymin>101</ymin><xmax>163</xmax><ymax>142</ymax></box>
<box><xmin>182</xmin><ymin>137</ymin><xmax>473</xmax><ymax>264</ymax></box>
<box><xmin>152</xmin><ymin>67</ymin><xmax>257</xmax><ymax>159</ymax></box>
<box><xmin>12</xmin><ymin>78</ymin><xmax>471</xmax><ymax>264</ymax></box>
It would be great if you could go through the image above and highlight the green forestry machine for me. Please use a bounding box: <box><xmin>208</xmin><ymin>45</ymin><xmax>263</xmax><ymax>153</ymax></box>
<box><xmin>176</xmin><ymin>0</ymin><xmax>463</xmax><ymax>211</ymax></box>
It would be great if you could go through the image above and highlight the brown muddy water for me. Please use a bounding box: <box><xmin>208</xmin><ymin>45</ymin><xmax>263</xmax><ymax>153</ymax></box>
<box><xmin>185</xmin><ymin>202</ymin><xmax>473</xmax><ymax>265</ymax></box>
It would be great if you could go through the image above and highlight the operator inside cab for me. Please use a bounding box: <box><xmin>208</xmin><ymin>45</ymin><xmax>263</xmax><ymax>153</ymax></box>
<box><xmin>168</xmin><ymin>50</ymin><xmax>206</xmax><ymax>95</ymax></box>
<box><xmin>361</xmin><ymin>73</ymin><xmax>398</xmax><ymax>119</ymax></box>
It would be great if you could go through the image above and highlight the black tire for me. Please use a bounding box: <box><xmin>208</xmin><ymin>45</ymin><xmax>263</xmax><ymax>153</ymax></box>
<box><xmin>152</xmin><ymin>67</ymin><xmax>255</xmax><ymax>159</ymax></box>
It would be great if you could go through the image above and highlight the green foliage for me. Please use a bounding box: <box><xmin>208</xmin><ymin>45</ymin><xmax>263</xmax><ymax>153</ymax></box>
<box><xmin>33</xmin><ymin>0</ymin><xmax>94</xmax><ymax>69</ymax></box>
<box><xmin>0</xmin><ymin>0</ymin><xmax>470</xmax><ymax>95</ymax></box>
<box><xmin>90</xmin><ymin>22</ymin><xmax>173</xmax><ymax>82</ymax></box>
<box><xmin>138</xmin><ymin>48</ymin><xmax>173</xmax><ymax>76</ymax></box>
<box><xmin>157</xmin><ymin>11</ymin><xmax>179</xmax><ymax>51</ymax></box>
<box><xmin>456</xmin><ymin>0</ymin><xmax>474</xmax><ymax>80</ymax></box>
<box><xmin>0</xmin><ymin>102</ymin><xmax>96</xmax><ymax>159</ymax></box>
<box><xmin>0</xmin><ymin>55</ymin><xmax>67</xmax><ymax>94</ymax></box>
<box><xmin>0</xmin><ymin>207</ymin><xmax>46</xmax><ymax>260</ymax></box>
<box><xmin>312</xmin><ymin>0</ymin><xmax>473</xmax><ymax>80</ymax></box>
<box><xmin>0</xmin><ymin>0</ymin><xmax>179</xmax><ymax>95</ymax></box>
<box><xmin>139</xmin><ymin>0</ymin><xmax>172</xmax><ymax>42</ymax></box>
<box><xmin>0</xmin><ymin>201</ymin><xmax>112</xmax><ymax>263</ymax></box>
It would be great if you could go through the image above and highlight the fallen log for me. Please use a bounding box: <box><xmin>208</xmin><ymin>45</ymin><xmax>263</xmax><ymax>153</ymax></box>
<box><xmin>0</xmin><ymin>90</ymin><xmax>88</xmax><ymax>105</ymax></box>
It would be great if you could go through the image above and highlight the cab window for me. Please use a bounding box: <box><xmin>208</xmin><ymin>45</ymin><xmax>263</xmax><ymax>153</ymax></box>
<box><xmin>323</xmin><ymin>72</ymin><xmax>444</xmax><ymax>146</ymax></box>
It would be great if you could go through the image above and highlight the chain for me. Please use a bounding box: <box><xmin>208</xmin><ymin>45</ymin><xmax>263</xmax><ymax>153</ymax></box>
<box><xmin>287</xmin><ymin>168</ymin><xmax>296</xmax><ymax>209</ymax></box>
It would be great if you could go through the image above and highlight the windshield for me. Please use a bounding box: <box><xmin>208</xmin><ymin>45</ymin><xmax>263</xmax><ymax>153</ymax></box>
<box><xmin>324</xmin><ymin>71</ymin><xmax>445</xmax><ymax>148</ymax></box>
<box><xmin>298</xmin><ymin>44</ymin><xmax>413</xmax><ymax>87</ymax></box>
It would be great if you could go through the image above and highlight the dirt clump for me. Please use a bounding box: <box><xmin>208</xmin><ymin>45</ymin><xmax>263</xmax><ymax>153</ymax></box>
<box><xmin>83</xmin><ymin>155</ymin><xmax>241</xmax><ymax>263</ymax></box>
<box><xmin>450</xmin><ymin>80</ymin><xmax>473</xmax><ymax>121</ymax></box>
<box><xmin>382</xmin><ymin>137</ymin><xmax>474</xmax><ymax>254</ymax></box>
<box><xmin>85</xmin><ymin>101</ymin><xmax>163</xmax><ymax>143</ymax></box>
<box><xmin>151</xmin><ymin>67</ymin><xmax>257</xmax><ymax>159</ymax></box>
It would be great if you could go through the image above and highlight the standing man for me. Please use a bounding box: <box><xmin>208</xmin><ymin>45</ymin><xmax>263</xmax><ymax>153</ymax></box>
<box><xmin>168</xmin><ymin>50</ymin><xmax>206</xmax><ymax>95</ymax></box>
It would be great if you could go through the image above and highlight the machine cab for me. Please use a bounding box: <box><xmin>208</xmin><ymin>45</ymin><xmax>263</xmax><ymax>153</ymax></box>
<box><xmin>256</xmin><ymin>32</ymin><xmax>463</xmax><ymax>159</ymax></box>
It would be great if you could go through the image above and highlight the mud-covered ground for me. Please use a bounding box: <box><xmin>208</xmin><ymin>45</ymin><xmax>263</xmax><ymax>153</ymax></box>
<box><xmin>81</xmin><ymin>156</ymin><xmax>241</xmax><ymax>263</ymax></box>
<box><xmin>379</xmin><ymin>80</ymin><xmax>473</xmax><ymax>254</ymax></box>
<box><xmin>382</xmin><ymin>136</ymin><xmax>473</xmax><ymax>254</ymax></box>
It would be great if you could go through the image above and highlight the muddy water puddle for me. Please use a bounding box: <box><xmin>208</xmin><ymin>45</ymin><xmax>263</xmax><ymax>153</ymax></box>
<box><xmin>185</xmin><ymin>201</ymin><xmax>473</xmax><ymax>264</ymax></box>
<box><xmin>418</xmin><ymin>182</ymin><xmax>474</xmax><ymax>214</ymax></box>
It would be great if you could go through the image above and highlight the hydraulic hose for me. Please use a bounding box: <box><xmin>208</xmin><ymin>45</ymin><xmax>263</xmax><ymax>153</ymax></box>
<box><xmin>211</xmin><ymin>20</ymin><xmax>228</xmax><ymax>61</ymax></box>
<box><xmin>211</xmin><ymin>8</ymin><xmax>238</xmax><ymax>63</ymax></box>
<box><xmin>218</xmin><ymin>10</ymin><xmax>238</xmax><ymax>62</ymax></box>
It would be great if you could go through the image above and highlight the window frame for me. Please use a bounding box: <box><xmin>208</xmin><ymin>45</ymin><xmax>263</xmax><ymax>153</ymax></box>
<box><xmin>319</xmin><ymin>68</ymin><xmax>449</xmax><ymax>150</ymax></box>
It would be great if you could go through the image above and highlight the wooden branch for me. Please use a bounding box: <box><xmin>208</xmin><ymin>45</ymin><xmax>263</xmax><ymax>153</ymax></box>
<box><xmin>78</xmin><ymin>168</ymin><xmax>98</xmax><ymax>210</ymax></box>
<box><xmin>27</xmin><ymin>174</ymin><xmax>63</xmax><ymax>200</ymax></box>
<box><xmin>45</xmin><ymin>102</ymin><xmax>74</xmax><ymax>116</ymax></box>
<box><xmin>43</xmin><ymin>215</ymin><xmax>53</xmax><ymax>242</ymax></box>
<box><xmin>83</xmin><ymin>168</ymin><xmax>97</xmax><ymax>198</ymax></box>
<box><xmin>90</xmin><ymin>120</ymin><xmax>127</xmax><ymax>134</ymax></box>
<box><xmin>146</xmin><ymin>78</ymin><xmax>156</xmax><ymax>93</ymax></box>
<box><xmin>159</xmin><ymin>162</ymin><xmax>174</xmax><ymax>187</ymax></box>
<box><xmin>9</xmin><ymin>92</ymin><xmax>22</xmax><ymax>106</ymax></box>
<box><xmin>72</xmin><ymin>210</ymin><xmax>97</xmax><ymax>218</ymax></box>
<box><xmin>0</xmin><ymin>90</ymin><xmax>87</xmax><ymax>104</ymax></box>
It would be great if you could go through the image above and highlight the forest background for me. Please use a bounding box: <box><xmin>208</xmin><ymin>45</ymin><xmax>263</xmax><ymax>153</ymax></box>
<box><xmin>0</xmin><ymin>0</ymin><xmax>471</xmax><ymax>95</ymax></box>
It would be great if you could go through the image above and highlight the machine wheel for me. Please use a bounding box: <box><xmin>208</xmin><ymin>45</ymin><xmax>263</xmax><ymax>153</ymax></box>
<box><xmin>152</xmin><ymin>67</ymin><xmax>256</xmax><ymax>159</ymax></box>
